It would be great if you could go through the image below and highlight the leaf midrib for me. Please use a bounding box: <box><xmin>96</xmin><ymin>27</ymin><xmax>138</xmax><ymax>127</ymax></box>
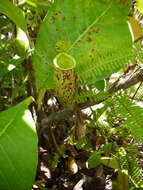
<box><xmin>0</xmin><ymin>110</ymin><xmax>19</xmax><ymax>137</ymax></box>
<box><xmin>68</xmin><ymin>2</ymin><xmax>112</xmax><ymax>52</ymax></box>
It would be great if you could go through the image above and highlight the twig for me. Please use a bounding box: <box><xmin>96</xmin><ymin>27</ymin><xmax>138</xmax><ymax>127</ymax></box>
<box><xmin>80</xmin><ymin>67</ymin><xmax>143</xmax><ymax>109</ymax></box>
<box><xmin>131</xmin><ymin>81</ymin><xmax>143</xmax><ymax>99</ymax></box>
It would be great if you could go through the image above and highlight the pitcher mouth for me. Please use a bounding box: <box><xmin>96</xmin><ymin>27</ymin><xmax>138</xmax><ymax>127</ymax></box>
<box><xmin>53</xmin><ymin>53</ymin><xmax>76</xmax><ymax>70</ymax></box>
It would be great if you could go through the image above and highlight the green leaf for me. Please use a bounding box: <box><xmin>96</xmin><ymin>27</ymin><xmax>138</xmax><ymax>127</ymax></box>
<box><xmin>75</xmin><ymin>136</ymin><xmax>88</xmax><ymax>149</ymax></box>
<box><xmin>0</xmin><ymin>0</ymin><xmax>27</xmax><ymax>31</ymax></box>
<box><xmin>95</xmin><ymin>80</ymin><xmax>106</xmax><ymax>91</ymax></box>
<box><xmin>112</xmin><ymin>170</ymin><xmax>129</xmax><ymax>190</ymax></box>
<box><xmin>0</xmin><ymin>56</ymin><xmax>24</xmax><ymax>77</ymax></box>
<box><xmin>25</xmin><ymin>0</ymin><xmax>51</xmax><ymax>10</ymax></box>
<box><xmin>76</xmin><ymin>91</ymin><xmax>110</xmax><ymax>104</ymax></box>
<box><xmin>100</xmin><ymin>142</ymin><xmax>113</xmax><ymax>154</ymax></box>
<box><xmin>101</xmin><ymin>157</ymin><xmax>120</xmax><ymax>169</ymax></box>
<box><xmin>116</xmin><ymin>96</ymin><xmax>143</xmax><ymax>142</ymax></box>
<box><xmin>33</xmin><ymin>0</ymin><xmax>132</xmax><ymax>92</ymax></box>
<box><xmin>0</xmin><ymin>97</ymin><xmax>38</xmax><ymax>190</ymax></box>
<box><xmin>88</xmin><ymin>152</ymin><xmax>101</xmax><ymax>168</ymax></box>
<box><xmin>136</xmin><ymin>0</ymin><xmax>143</xmax><ymax>14</ymax></box>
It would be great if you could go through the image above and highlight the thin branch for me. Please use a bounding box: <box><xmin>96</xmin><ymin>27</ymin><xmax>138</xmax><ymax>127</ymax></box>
<box><xmin>131</xmin><ymin>81</ymin><xmax>143</xmax><ymax>99</ymax></box>
<box><xmin>80</xmin><ymin>67</ymin><xmax>143</xmax><ymax>109</ymax></box>
<box><xmin>108</xmin><ymin>68</ymin><xmax>143</xmax><ymax>94</ymax></box>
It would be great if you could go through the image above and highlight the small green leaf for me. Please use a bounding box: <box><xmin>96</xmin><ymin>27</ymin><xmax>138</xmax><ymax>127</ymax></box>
<box><xmin>101</xmin><ymin>157</ymin><xmax>120</xmax><ymax>169</ymax></box>
<box><xmin>25</xmin><ymin>0</ymin><xmax>51</xmax><ymax>10</ymax></box>
<box><xmin>100</xmin><ymin>142</ymin><xmax>113</xmax><ymax>153</ymax></box>
<box><xmin>76</xmin><ymin>136</ymin><xmax>88</xmax><ymax>149</ymax></box>
<box><xmin>0</xmin><ymin>97</ymin><xmax>38</xmax><ymax>190</ymax></box>
<box><xmin>88</xmin><ymin>152</ymin><xmax>101</xmax><ymax>168</ymax></box>
<box><xmin>136</xmin><ymin>0</ymin><xmax>143</xmax><ymax>14</ymax></box>
<box><xmin>112</xmin><ymin>170</ymin><xmax>129</xmax><ymax>190</ymax></box>
<box><xmin>116</xmin><ymin>96</ymin><xmax>143</xmax><ymax>142</ymax></box>
<box><xmin>0</xmin><ymin>0</ymin><xmax>27</xmax><ymax>31</ymax></box>
<box><xmin>0</xmin><ymin>56</ymin><xmax>24</xmax><ymax>77</ymax></box>
<box><xmin>95</xmin><ymin>80</ymin><xmax>106</xmax><ymax>91</ymax></box>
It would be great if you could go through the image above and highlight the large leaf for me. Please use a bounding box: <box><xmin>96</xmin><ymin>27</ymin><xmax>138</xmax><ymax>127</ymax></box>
<box><xmin>33</xmin><ymin>0</ymin><xmax>132</xmax><ymax>92</ymax></box>
<box><xmin>0</xmin><ymin>0</ymin><xmax>27</xmax><ymax>31</ymax></box>
<box><xmin>0</xmin><ymin>97</ymin><xmax>38</xmax><ymax>190</ymax></box>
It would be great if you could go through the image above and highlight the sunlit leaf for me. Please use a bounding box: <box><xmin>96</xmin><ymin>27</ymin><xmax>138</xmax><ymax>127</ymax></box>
<box><xmin>101</xmin><ymin>157</ymin><xmax>120</xmax><ymax>169</ymax></box>
<box><xmin>88</xmin><ymin>152</ymin><xmax>101</xmax><ymax>168</ymax></box>
<box><xmin>0</xmin><ymin>0</ymin><xmax>27</xmax><ymax>31</ymax></box>
<box><xmin>0</xmin><ymin>97</ymin><xmax>38</xmax><ymax>190</ymax></box>
<box><xmin>16</xmin><ymin>27</ymin><xmax>30</xmax><ymax>57</ymax></box>
<box><xmin>136</xmin><ymin>0</ymin><xmax>143</xmax><ymax>14</ymax></box>
<box><xmin>0</xmin><ymin>56</ymin><xmax>24</xmax><ymax>77</ymax></box>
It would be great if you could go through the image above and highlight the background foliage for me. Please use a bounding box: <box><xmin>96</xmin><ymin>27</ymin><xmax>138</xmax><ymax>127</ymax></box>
<box><xmin>1</xmin><ymin>0</ymin><xmax>143</xmax><ymax>190</ymax></box>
